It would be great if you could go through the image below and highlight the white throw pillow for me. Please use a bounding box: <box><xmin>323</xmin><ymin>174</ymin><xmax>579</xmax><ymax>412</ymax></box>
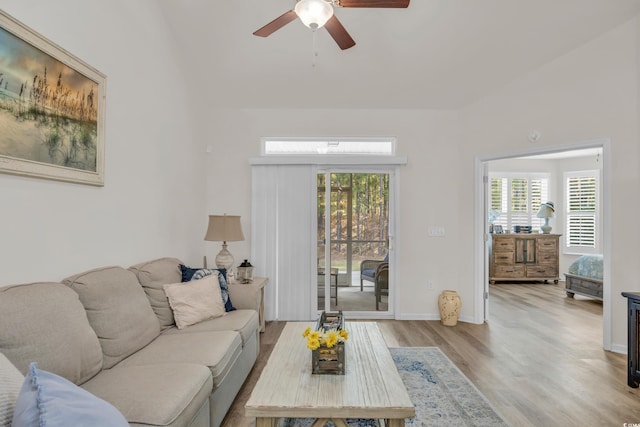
<box><xmin>163</xmin><ymin>275</ymin><xmax>226</xmax><ymax>329</ymax></box>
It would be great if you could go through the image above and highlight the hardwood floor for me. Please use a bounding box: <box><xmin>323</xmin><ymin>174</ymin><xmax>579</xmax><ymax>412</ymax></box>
<box><xmin>222</xmin><ymin>282</ymin><xmax>640</xmax><ymax>427</ymax></box>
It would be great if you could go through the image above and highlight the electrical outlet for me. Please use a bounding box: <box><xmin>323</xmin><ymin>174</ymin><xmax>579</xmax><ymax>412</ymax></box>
<box><xmin>427</xmin><ymin>280</ymin><xmax>434</xmax><ymax>290</ymax></box>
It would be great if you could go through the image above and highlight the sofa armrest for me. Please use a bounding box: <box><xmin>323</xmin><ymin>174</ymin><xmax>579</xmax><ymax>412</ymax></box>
<box><xmin>228</xmin><ymin>277</ymin><xmax>268</xmax><ymax>333</ymax></box>
<box><xmin>228</xmin><ymin>283</ymin><xmax>261</xmax><ymax>312</ymax></box>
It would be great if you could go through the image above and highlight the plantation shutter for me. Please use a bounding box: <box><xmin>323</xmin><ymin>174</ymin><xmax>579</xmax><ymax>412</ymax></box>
<box><xmin>530</xmin><ymin>179</ymin><xmax>548</xmax><ymax>229</ymax></box>
<box><xmin>490</xmin><ymin>178</ymin><xmax>508</xmax><ymax>229</ymax></box>
<box><xmin>565</xmin><ymin>171</ymin><xmax>598</xmax><ymax>252</ymax></box>
<box><xmin>510</xmin><ymin>178</ymin><xmax>529</xmax><ymax>228</ymax></box>
<box><xmin>489</xmin><ymin>173</ymin><xmax>549</xmax><ymax>232</ymax></box>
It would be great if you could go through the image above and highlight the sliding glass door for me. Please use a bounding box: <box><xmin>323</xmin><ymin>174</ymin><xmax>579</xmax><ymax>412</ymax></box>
<box><xmin>317</xmin><ymin>171</ymin><xmax>391</xmax><ymax>315</ymax></box>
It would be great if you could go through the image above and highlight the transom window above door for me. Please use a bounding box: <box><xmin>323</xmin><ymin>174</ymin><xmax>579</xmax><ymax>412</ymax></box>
<box><xmin>262</xmin><ymin>137</ymin><xmax>395</xmax><ymax>156</ymax></box>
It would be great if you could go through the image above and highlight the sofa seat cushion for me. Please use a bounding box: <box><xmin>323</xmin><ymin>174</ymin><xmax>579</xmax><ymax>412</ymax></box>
<box><xmin>0</xmin><ymin>282</ymin><xmax>103</xmax><ymax>385</ymax></box>
<box><xmin>12</xmin><ymin>362</ymin><xmax>128</xmax><ymax>427</ymax></box>
<box><xmin>129</xmin><ymin>258</ymin><xmax>183</xmax><ymax>330</ymax></box>
<box><xmin>81</xmin><ymin>363</ymin><xmax>212</xmax><ymax>427</ymax></box>
<box><xmin>64</xmin><ymin>266</ymin><xmax>161</xmax><ymax>369</ymax></box>
<box><xmin>116</xmin><ymin>331</ymin><xmax>242</xmax><ymax>389</ymax></box>
<box><xmin>162</xmin><ymin>309</ymin><xmax>258</xmax><ymax>347</ymax></box>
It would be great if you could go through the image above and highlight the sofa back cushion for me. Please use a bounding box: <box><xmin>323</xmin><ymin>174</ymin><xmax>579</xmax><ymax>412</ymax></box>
<box><xmin>63</xmin><ymin>267</ymin><xmax>161</xmax><ymax>369</ymax></box>
<box><xmin>128</xmin><ymin>257</ymin><xmax>182</xmax><ymax>330</ymax></box>
<box><xmin>0</xmin><ymin>282</ymin><xmax>103</xmax><ymax>385</ymax></box>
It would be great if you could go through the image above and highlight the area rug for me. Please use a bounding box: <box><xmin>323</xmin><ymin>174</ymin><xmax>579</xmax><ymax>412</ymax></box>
<box><xmin>280</xmin><ymin>347</ymin><xmax>508</xmax><ymax>427</ymax></box>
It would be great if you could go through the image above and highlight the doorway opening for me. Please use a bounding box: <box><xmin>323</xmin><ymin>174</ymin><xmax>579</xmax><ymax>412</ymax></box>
<box><xmin>476</xmin><ymin>141</ymin><xmax>611</xmax><ymax>349</ymax></box>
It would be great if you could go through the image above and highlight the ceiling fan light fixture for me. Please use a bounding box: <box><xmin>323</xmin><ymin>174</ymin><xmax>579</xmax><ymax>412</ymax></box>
<box><xmin>295</xmin><ymin>0</ymin><xmax>334</xmax><ymax>30</ymax></box>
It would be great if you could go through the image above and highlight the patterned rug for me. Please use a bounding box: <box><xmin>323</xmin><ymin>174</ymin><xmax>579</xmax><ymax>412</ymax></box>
<box><xmin>281</xmin><ymin>347</ymin><xmax>508</xmax><ymax>427</ymax></box>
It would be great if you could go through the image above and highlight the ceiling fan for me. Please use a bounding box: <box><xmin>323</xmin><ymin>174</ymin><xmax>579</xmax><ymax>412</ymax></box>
<box><xmin>253</xmin><ymin>0</ymin><xmax>410</xmax><ymax>50</ymax></box>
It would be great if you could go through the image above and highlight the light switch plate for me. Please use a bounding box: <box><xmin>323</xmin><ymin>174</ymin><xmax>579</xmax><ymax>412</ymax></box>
<box><xmin>428</xmin><ymin>226</ymin><xmax>445</xmax><ymax>237</ymax></box>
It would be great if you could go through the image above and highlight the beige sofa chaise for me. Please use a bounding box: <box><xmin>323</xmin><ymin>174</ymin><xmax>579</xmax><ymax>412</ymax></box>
<box><xmin>0</xmin><ymin>257</ymin><xmax>261</xmax><ymax>427</ymax></box>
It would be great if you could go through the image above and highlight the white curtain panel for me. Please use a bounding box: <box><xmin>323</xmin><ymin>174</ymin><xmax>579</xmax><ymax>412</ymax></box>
<box><xmin>251</xmin><ymin>164</ymin><xmax>316</xmax><ymax>321</ymax></box>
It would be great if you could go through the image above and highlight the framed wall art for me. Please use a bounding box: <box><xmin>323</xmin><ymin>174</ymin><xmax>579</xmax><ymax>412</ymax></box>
<box><xmin>0</xmin><ymin>9</ymin><xmax>106</xmax><ymax>186</ymax></box>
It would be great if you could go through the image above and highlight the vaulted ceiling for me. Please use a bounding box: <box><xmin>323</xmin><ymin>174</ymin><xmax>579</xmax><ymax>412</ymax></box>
<box><xmin>158</xmin><ymin>0</ymin><xmax>640</xmax><ymax>109</ymax></box>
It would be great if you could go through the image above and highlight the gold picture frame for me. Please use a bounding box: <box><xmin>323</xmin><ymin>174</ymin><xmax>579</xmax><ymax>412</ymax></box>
<box><xmin>0</xmin><ymin>9</ymin><xmax>106</xmax><ymax>186</ymax></box>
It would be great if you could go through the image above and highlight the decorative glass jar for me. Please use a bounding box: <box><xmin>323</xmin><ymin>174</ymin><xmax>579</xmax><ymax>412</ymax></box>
<box><xmin>236</xmin><ymin>259</ymin><xmax>253</xmax><ymax>284</ymax></box>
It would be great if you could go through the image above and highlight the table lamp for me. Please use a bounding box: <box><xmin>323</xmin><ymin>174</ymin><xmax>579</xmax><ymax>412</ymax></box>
<box><xmin>536</xmin><ymin>202</ymin><xmax>555</xmax><ymax>234</ymax></box>
<box><xmin>204</xmin><ymin>214</ymin><xmax>245</xmax><ymax>270</ymax></box>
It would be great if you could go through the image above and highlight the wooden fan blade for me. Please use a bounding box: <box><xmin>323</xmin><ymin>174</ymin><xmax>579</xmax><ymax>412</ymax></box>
<box><xmin>324</xmin><ymin>15</ymin><xmax>356</xmax><ymax>50</ymax></box>
<box><xmin>253</xmin><ymin>10</ymin><xmax>298</xmax><ymax>37</ymax></box>
<box><xmin>336</xmin><ymin>0</ymin><xmax>409</xmax><ymax>7</ymax></box>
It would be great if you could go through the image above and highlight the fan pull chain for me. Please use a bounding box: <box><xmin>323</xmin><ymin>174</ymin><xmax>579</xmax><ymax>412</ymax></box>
<box><xmin>312</xmin><ymin>29</ymin><xmax>318</xmax><ymax>67</ymax></box>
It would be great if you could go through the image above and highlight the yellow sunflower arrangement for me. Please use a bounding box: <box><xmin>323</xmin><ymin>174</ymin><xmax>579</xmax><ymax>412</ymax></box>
<box><xmin>303</xmin><ymin>326</ymin><xmax>348</xmax><ymax>350</ymax></box>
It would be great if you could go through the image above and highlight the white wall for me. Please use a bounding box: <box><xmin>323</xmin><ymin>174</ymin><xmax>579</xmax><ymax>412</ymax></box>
<box><xmin>461</xmin><ymin>17</ymin><xmax>640</xmax><ymax>351</ymax></box>
<box><xmin>207</xmin><ymin>108</ymin><xmax>466</xmax><ymax>320</ymax></box>
<box><xmin>0</xmin><ymin>1</ymin><xmax>206</xmax><ymax>285</ymax></box>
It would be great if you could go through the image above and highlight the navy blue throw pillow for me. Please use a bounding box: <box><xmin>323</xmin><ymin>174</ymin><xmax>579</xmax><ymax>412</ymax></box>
<box><xmin>180</xmin><ymin>264</ymin><xmax>227</xmax><ymax>281</ymax></box>
<box><xmin>179</xmin><ymin>264</ymin><xmax>200</xmax><ymax>282</ymax></box>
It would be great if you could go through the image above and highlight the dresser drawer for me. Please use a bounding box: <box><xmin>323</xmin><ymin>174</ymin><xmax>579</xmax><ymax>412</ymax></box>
<box><xmin>493</xmin><ymin>265</ymin><xmax>525</xmax><ymax>278</ymax></box>
<box><xmin>493</xmin><ymin>238</ymin><xmax>515</xmax><ymax>251</ymax></box>
<box><xmin>493</xmin><ymin>252</ymin><xmax>514</xmax><ymax>264</ymax></box>
<box><xmin>526</xmin><ymin>265</ymin><xmax>558</xmax><ymax>278</ymax></box>
<box><xmin>537</xmin><ymin>237</ymin><xmax>558</xmax><ymax>251</ymax></box>
<box><xmin>537</xmin><ymin>252</ymin><xmax>558</xmax><ymax>264</ymax></box>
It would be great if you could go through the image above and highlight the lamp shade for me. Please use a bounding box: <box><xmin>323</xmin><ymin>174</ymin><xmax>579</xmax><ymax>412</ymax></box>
<box><xmin>295</xmin><ymin>0</ymin><xmax>334</xmax><ymax>29</ymax></box>
<box><xmin>536</xmin><ymin>202</ymin><xmax>555</xmax><ymax>219</ymax></box>
<box><xmin>204</xmin><ymin>215</ymin><xmax>245</xmax><ymax>242</ymax></box>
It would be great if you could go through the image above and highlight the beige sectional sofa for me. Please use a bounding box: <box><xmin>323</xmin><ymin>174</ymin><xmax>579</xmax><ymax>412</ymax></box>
<box><xmin>0</xmin><ymin>257</ymin><xmax>261</xmax><ymax>427</ymax></box>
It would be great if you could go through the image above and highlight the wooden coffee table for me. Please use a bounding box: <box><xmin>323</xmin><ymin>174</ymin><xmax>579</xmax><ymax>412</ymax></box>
<box><xmin>245</xmin><ymin>322</ymin><xmax>415</xmax><ymax>427</ymax></box>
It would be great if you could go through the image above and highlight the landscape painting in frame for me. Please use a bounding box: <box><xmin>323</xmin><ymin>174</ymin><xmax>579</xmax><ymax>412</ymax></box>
<box><xmin>0</xmin><ymin>10</ymin><xmax>106</xmax><ymax>186</ymax></box>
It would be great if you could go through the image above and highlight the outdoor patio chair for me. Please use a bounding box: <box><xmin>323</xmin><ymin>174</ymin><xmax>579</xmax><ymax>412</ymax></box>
<box><xmin>375</xmin><ymin>263</ymin><xmax>389</xmax><ymax>311</ymax></box>
<box><xmin>360</xmin><ymin>253</ymin><xmax>388</xmax><ymax>291</ymax></box>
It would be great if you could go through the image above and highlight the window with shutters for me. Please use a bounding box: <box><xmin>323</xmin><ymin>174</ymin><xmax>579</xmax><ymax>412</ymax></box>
<box><xmin>564</xmin><ymin>170</ymin><xmax>599</xmax><ymax>254</ymax></box>
<box><xmin>489</xmin><ymin>173</ymin><xmax>550</xmax><ymax>232</ymax></box>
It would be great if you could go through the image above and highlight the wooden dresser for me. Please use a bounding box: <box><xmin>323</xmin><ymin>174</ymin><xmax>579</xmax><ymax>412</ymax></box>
<box><xmin>489</xmin><ymin>233</ymin><xmax>560</xmax><ymax>284</ymax></box>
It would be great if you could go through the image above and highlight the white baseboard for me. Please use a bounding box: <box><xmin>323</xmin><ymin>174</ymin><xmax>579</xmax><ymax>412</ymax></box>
<box><xmin>609</xmin><ymin>343</ymin><xmax>627</xmax><ymax>355</ymax></box>
<box><xmin>394</xmin><ymin>313</ymin><xmax>478</xmax><ymax>323</ymax></box>
<box><xmin>458</xmin><ymin>315</ymin><xmax>479</xmax><ymax>324</ymax></box>
<box><xmin>395</xmin><ymin>313</ymin><xmax>440</xmax><ymax>321</ymax></box>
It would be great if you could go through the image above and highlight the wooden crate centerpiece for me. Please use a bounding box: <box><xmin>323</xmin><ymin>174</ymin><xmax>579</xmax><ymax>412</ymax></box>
<box><xmin>309</xmin><ymin>311</ymin><xmax>346</xmax><ymax>375</ymax></box>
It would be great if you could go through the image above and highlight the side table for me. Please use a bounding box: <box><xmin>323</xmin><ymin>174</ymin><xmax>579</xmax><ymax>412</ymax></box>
<box><xmin>230</xmin><ymin>277</ymin><xmax>268</xmax><ymax>333</ymax></box>
<box><xmin>317</xmin><ymin>267</ymin><xmax>338</xmax><ymax>304</ymax></box>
